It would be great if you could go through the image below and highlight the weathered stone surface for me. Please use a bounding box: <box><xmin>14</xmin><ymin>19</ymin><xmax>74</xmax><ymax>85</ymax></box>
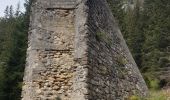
<box><xmin>22</xmin><ymin>0</ymin><xmax>148</xmax><ymax>100</ymax></box>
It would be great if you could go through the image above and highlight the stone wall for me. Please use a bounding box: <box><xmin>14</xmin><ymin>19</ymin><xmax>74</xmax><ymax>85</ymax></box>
<box><xmin>22</xmin><ymin>0</ymin><xmax>88</xmax><ymax>99</ymax></box>
<box><xmin>85</xmin><ymin>0</ymin><xmax>148</xmax><ymax>99</ymax></box>
<box><xmin>22</xmin><ymin>0</ymin><xmax>148</xmax><ymax>100</ymax></box>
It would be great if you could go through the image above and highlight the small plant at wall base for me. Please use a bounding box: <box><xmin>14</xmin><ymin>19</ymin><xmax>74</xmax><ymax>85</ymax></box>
<box><xmin>143</xmin><ymin>73</ymin><xmax>160</xmax><ymax>90</ymax></box>
<box><xmin>129</xmin><ymin>95</ymin><xmax>140</xmax><ymax>100</ymax></box>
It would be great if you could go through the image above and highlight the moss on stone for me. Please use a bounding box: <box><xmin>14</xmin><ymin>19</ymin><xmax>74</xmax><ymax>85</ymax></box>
<box><xmin>96</xmin><ymin>31</ymin><xmax>113</xmax><ymax>46</ymax></box>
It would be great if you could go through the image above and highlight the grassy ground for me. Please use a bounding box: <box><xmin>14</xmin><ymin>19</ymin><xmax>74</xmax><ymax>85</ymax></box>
<box><xmin>129</xmin><ymin>89</ymin><xmax>170</xmax><ymax>100</ymax></box>
<box><xmin>146</xmin><ymin>90</ymin><xmax>170</xmax><ymax>100</ymax></box>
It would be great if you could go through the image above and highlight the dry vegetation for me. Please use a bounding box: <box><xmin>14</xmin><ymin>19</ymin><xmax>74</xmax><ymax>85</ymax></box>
<box><xmin>129</xmin><ymin>89</ymin><xmax>170</xmax><ymax>100</ymax></box>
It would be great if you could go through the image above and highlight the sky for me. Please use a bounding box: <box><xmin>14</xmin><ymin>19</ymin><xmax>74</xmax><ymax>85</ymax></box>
<box><xmin>0</xmin><ymin>0</ymin><xmax>25</xmax><ymax>17</ymax></box>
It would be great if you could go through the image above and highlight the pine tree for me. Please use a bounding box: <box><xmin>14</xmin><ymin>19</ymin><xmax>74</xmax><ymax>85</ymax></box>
<box><xmin>108</xmin><ymin>0</ymin><xmax>170</xmax><ymax>88</ymax></box>
<box><xmin>4</xmin><ymin>6</ymin><xmax>9</xmax><ymax>18</ymax></box>
<box><xmin>15</xmin><ymin>2</ymin><xmax>20</xmax><ymax>17</ymax></box>
<box><xmin>0</xmin><ymin>0</ymin><xmax>32</xmax><ymax>99</ymax></box>
<box><xmin>9</xmin><ymin>5</ymin><xmax>14</xmax><ymax>18</ymax></box>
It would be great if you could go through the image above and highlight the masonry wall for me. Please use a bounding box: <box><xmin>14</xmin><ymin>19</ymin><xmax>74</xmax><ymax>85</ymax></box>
<box><xmin>22</xmin><ymin>0</ymin><xmax>88</xmax><ymax>100</ymax></box>
<box><xmin>22</xmin><ymin>0</ymin><xmax>148</xmax><ymax>100</ymax></box>
<box><xmin>85</xmin><ymin>0</ymin><xmax>148</xmax><ymax>99</ymax></box>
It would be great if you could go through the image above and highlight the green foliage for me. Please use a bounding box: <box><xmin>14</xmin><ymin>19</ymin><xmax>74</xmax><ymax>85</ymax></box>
<box><xmin>129</xmin><ymin>95</ymin><xmax>140</xmax><ymax>100</ymax></box>
<box><xmin>107</xmin><ymin>0</ymin><xmax>170</xmax><ymax>88</ymax></box>
<box><xmin>149</xmin><ymin>79</ymin><xmax>160</xmax><ymax>90</ymax></box>
<box><xmin>0</xmin><ymin>0</ymin><xmax>31</xmax><ymax>99</ymax></box>
<box><xmin>143</xmin><ymin>72</ymin><xmax>161</xmax><ymax>90</ymax></box>
<box><xmin>159</xmin><ymin>57</ymin><xmax>170</xmax><ymax>68</ymax></box>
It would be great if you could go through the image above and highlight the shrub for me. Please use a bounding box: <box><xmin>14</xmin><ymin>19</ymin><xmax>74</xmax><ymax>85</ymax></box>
<box><xmin>149</xmin><ymin>79</ymin><xmax>160</xmax><ymax>90</ymax></box>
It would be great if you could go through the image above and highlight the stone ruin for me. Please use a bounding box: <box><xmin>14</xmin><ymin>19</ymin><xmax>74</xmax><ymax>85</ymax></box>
<box><xmin>22</xmin><ymin>0</ymin><xmax>148</xmax><ymax>100</ymax></box>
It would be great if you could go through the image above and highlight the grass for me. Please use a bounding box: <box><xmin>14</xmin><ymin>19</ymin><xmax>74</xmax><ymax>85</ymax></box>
<box><xmin>129</xmin><ymin>90</ymin><xmax>170</xmax><ymax>100</ymax></box>
<box><xmin>147</xmin><ymin>90</ymin><xmax>169</xmax><ymax>100</ymax></box>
